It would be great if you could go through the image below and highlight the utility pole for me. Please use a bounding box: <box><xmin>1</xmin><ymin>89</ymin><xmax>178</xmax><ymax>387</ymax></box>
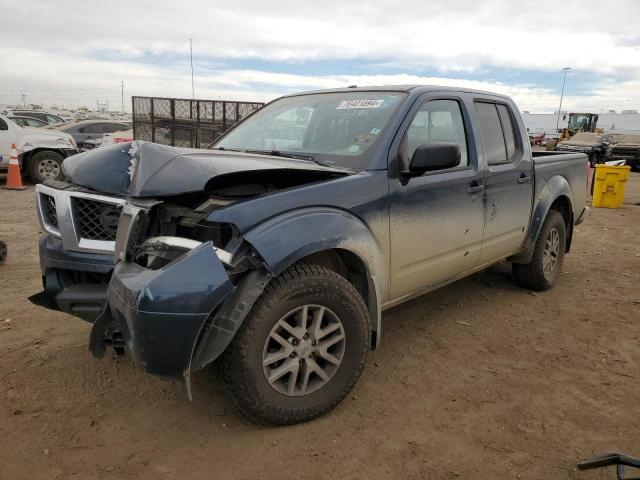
<box><xmin>20</xmin><ymin>91</ymin><xmax>26</xmax><ymax>107</ymax></box>
<box><xmin>121</xmin><ymin>80</ymin><xmax>124</xmax><ymax>113</ymax></box>
<box><xmin>189</xmin><ymin>37</ymin><xmax>195</xmax><ymax>99</ymax></box>
<box><xmin>556</xmin><ymin>67</ymin><xmax>571</xmax><ymax>130</ymax></box>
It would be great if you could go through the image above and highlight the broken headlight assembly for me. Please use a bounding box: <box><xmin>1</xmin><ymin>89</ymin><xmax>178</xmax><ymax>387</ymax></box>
<box><xmin>134</xmin><ymin>235</ymin><xmax>234</xmax><ymax>270</ymax></box>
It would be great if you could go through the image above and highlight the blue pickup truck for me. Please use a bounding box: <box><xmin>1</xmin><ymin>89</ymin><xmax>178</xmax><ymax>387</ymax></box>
<box><xmin>32</xmin><ymin>85</ymin><xmax>588</xmax><ymax>424</ymax></box>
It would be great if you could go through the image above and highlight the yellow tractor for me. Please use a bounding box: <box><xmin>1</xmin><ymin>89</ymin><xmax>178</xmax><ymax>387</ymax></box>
<box><xmin>546</xmin><ymin>113</ymin><xmax>602</xmax><ymax>150</ymax></box>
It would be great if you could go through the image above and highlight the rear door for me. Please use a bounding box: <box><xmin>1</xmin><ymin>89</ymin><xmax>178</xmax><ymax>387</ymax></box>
<box><xmin>388</xmin><ymin>94</ymin><xmax>486</xmax><ymax>300</ymax></box>
<box><xmin>474</xmin><ymin>100</ymin><xmax>533</xmax><ymax>264</ymax></box>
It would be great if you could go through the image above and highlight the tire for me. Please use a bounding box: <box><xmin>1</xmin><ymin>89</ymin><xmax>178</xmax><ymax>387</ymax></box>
<box><xmin>589</xmin><ymin>152</ymin><xmax>600</xmax><ymax>167</ymax></box>
<box><xmin>0</xmin><ymin>241</ymin><xmax>6</xmax><ymax>265</ymax></box>
<box><xmin>512</xmin><ymin>210</ymin><xmax>566</xmax><ymax>291</ymax></box>
<box><xmin>220</xmin><ymin>263</ymin><xmax>370</xmax><ymax>425</ymax></box>
<box><xmin>28</xmin><ymin>151</ymin><xmax>65</xmax><ymax>183</ymax></box>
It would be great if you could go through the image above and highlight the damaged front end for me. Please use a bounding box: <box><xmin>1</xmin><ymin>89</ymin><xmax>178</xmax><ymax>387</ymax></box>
<box><xmin>90</xmin><ymin>194</ymin><xmax>272</xmax><ymax>381</ymax></box>
<box><xmin>39</xmin><ymin>140</ymin><xmax>352</xmax><ymax>382</ymax></box>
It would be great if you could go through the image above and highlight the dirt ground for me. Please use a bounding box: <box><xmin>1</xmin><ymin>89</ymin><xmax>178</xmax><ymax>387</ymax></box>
<box><xmin>1</xmin><ymin>172</ymin><xmax>639</xmax><ymax>480</ymax></box>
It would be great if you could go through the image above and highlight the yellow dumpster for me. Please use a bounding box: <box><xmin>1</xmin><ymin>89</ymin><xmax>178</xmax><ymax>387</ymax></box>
<box><xmin>591</xmin><ymin>164</ymin><xmax>631</xmax><ymax>208</ymax></box>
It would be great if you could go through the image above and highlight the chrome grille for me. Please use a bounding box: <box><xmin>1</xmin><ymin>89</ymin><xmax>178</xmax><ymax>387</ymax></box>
<box><xmin>36</xmin><ymin>183</ymin><xmax>126</xmax><ymax>254</ymax></box>
<box><xmin>42</xmin><ymin>194</ymin><xmax>58</xmax><ymax>229</ymax></box>
<box><xmin>72</xmin><ymin>197</ymin><xmax>123</xmax><ymax>241</ymax></box>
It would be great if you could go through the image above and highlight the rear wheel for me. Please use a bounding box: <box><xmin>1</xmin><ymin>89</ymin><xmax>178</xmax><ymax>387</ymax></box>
<box><xmin>220</xmin><ymin>263</ymin><xmax>370</xmax><ymax>425</ymax></box>
<box><xmin>512</xmin><ymin>210</ymin><xmax>566</xmax><ymax>291</ymax></box>
<box><xmin>28</xmin><ymin>151</ymin><xmax>65</xmax><ymax>183</ymax></box>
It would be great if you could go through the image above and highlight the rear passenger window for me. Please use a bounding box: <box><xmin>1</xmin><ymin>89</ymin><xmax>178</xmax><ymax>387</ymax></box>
<box><xmin>475</xmin><ymin>102</ymin><xmax>507</xmax><ymax>164</ymax></box>
<box><xmin>475</xmin><ymin>102</ymin><xmax>519</xmax><ymax>165</ymax></box>
<box><xmin>403</xmin><ymin>99</ymin><xmax>468</xmax><ymax>168</ymax></box>
<box><xmin>497</xmin><ymin>104</ymin><xmax>516</xmax><ymax>160</ymax></box>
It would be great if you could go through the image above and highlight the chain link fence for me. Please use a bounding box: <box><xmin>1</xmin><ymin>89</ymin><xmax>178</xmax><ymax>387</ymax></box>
<box><xmin>132</xmin><ymin>96</ymin><xmax>265</xmax><ymax>148</ymax></box>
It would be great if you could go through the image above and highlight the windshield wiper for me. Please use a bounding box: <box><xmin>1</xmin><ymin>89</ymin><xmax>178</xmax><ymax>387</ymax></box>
<box><xmin>209</xmin><ymin>147</ymin><xmax>242</xmax><ymax>152</ymax></box>
<box><xmin>249</xmin><ymin>150</ymin><xmax>351</xmax><ymax>170</ymax></box>
<box><xmin>212</xmin><ymin>148</ymin><xmax>352</xmax><ymax>171</ymax></box>
<box><xmin>243</xmin><ymin>149</ymin><xmax>314</xmax><ymax>161</ymax></box>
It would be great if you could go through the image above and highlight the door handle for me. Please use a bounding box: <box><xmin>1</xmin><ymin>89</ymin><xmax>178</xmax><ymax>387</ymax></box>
<box><xmin>517</xmin><ymin>173</ymin><xmax>531</xmax><ymax>184</ymax></box>
<box><xmin>465</xmin><ymin>183</ymin><xmax>485</xmax><ymax>194</ymax></box>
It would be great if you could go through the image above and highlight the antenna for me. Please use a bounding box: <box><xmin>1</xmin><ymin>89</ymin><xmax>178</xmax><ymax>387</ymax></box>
<box><xmin>190</xmin><ymin>37</ymin><xmax>195</xmax><ymax>99</ymax></box>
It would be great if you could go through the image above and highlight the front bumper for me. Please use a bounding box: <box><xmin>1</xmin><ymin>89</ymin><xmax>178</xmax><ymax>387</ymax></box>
<box><xmin>30</xmin><ymin>234</ymin><xmax>114</xmax><ymax>322</ymax></box>
<box><xmin>92</xmin><ymin>241</ymin><xmax>235</xmax><ymax>378</ymax></box>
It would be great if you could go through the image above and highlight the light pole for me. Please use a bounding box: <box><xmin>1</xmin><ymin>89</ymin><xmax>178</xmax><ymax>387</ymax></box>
<box><xmin>189</xmin><ymin>37</ymin><xmax>195</xmax><ymax>99</ymax></box>
<box><xmin>556</xmin><ymin>67</ymin><xmax>571</xmax><ymax>130</ymax></box>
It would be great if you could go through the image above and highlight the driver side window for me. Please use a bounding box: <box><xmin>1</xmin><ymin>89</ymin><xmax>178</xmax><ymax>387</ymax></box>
<box><xmin>403</xmin><ymin>99</ymin><xmax>468</xmax><ymax>168</ymax></box>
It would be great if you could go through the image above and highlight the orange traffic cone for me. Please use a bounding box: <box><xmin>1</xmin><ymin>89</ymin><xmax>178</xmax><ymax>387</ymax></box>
<box><xmin>3</xmin><ymin>143</ymin><xmax>26</xmax><ymax>191</ymax></box>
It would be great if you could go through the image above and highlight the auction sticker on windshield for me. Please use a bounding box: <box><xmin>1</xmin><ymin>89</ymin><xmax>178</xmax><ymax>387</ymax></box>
<box><xmin>337</xmin><ymin>99</ymin><xmax>384</xmax><ymax>109</ymax></box>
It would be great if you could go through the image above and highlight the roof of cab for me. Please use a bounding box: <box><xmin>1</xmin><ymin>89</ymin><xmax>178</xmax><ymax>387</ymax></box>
<box><xmin>282</xmin><ymin>84</ymin><xmax>511</xmax><ymax>100</ymax></box>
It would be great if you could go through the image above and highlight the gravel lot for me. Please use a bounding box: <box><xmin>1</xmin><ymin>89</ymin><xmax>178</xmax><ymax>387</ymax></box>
<box><xmin>1</xmin><ymin>172</ymin><xmax>639</xmax><ymax>480</ymax></box>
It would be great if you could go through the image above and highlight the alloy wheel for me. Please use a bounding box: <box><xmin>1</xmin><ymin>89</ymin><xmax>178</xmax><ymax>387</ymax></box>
<box><xmin>262</xmin><ymin>304</ymin><xmax>346</xmax><ymax>397</ymax></box>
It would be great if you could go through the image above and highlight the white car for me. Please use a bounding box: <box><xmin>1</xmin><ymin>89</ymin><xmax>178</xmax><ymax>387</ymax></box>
<box><xmin>0</xmin><ymin>114</ymin><xmax>78</xmax><ymax>183</ymax></box>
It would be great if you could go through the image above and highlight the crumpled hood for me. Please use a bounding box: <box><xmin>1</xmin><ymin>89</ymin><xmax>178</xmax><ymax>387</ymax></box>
<box><xmin>62</xmin><ymin>140</ymin><xmax>351</xmax><ymax>197</ymax></box>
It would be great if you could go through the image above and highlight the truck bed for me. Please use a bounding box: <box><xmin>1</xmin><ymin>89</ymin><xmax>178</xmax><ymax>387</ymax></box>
<box><xmin>532</xmin><ymin>149</ymin><xmax>589</xmax><ymax>224</ymax></box>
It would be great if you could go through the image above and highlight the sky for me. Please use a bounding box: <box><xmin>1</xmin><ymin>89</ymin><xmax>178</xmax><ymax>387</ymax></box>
<box><xmin>1</xmin><ymin>0</ymin><xmax>640</xmax><ymax>113</ymax></box>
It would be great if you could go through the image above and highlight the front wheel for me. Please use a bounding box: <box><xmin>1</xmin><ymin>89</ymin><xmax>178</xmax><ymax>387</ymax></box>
<box><xmin>220</xmin><ymin>263</ymin><xmax>370</xmax><ymax>425</ymax></box>
<box><xmin>512</xmin><ymin>210</ymin><xmax>566</xmax><ymax>291</ymax></box>
<box><xmin>28</xmin><ymin>151</ymin><xmax>65</xmax><ymax>183</ymax></box>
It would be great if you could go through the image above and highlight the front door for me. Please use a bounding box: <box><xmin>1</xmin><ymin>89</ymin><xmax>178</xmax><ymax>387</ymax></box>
<box><xmin>389</xmin><ymin>96</ymin><xmax>486</xmax><ymax>300</ymax></box>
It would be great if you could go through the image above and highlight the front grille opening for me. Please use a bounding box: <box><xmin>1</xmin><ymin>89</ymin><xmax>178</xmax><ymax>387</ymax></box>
<box><xmin>72</xmin><ymin>198</ymin><xmax>122</xmax><ymax>241</ymax></box>
<box><xmin>42</xmin><ymin>194</ymin><xmax>58</xmax><ymax>229</ymax></box>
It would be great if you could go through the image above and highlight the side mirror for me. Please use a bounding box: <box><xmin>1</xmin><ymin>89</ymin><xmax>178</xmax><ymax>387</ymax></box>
<box><xmin>408</xmin><ymin>142</ymin><xmax>461</xmax><ymax>175</ymax></box>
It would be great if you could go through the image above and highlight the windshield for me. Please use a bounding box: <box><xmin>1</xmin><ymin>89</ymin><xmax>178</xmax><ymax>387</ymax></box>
<box><xmin>568</xmin><ymin>114</ymin><xmax>590</xmax><ymax>130</ymax></box>
<box><xmin>211</xmin><ymin>91</ymin><xmax>406</xmax><ymax>170</ymax></box>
